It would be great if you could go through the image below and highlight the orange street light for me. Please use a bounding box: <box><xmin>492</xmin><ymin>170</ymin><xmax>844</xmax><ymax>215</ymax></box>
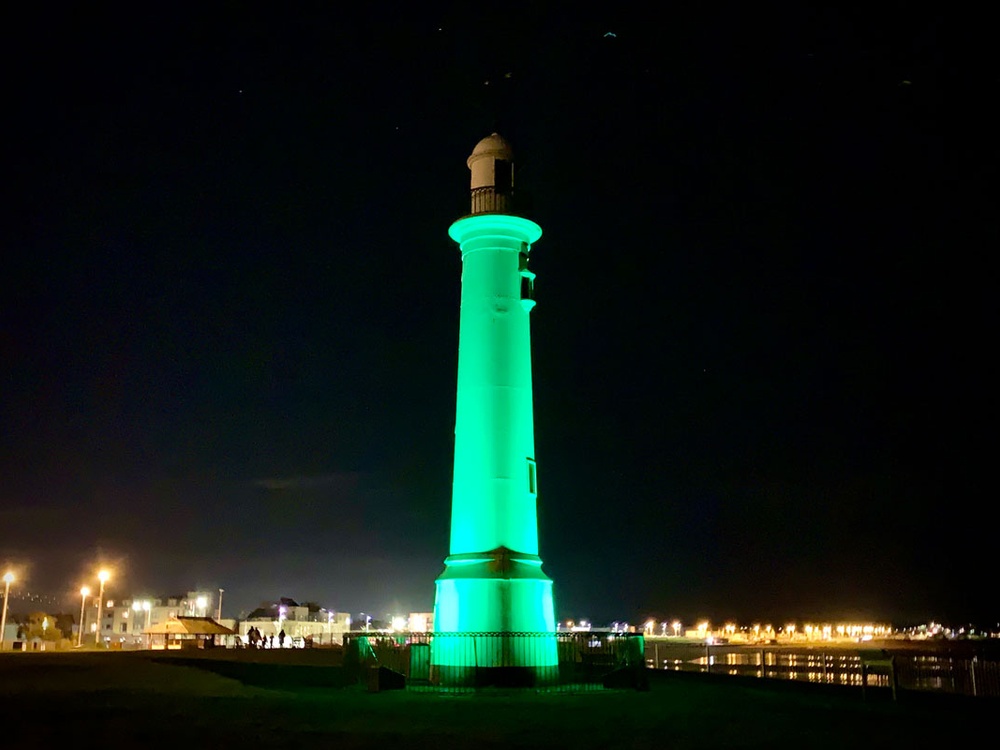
<box><xmin>77</xmin><ymin>586</ymin><xmax>91</xmax><ymax>647</ymax></box>
<box><xmin>94</xmin><ymin>570</ymin><xmax>110</xmax><ymax>647</ymax></box>
<box><xmin>1</xmin><ymin>572</ymin><xmax>14</xmax><ymax>650</ymax></box>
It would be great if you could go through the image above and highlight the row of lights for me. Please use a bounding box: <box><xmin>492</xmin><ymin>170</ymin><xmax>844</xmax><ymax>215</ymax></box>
<box><xmin>639</xmin><ymin>619</ymin><xmax>892</xmax><ymax>641</ymax></box>
<box><xmin>1</xmin><ymin>569</ymin><xmax>111</xmax><ymax>650</ymax></box>
<box><xmin>3</xmin><ymin>567</ymin><xmax>225</xmax><ymax>649</ymax></box>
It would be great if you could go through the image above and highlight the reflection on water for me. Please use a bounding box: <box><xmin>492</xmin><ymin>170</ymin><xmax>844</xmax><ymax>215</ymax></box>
<box><xmin>643</xmin><ymin>644</ymin><xmax>995</xmax><ymax>694</ymax></box>
<box><xmin>650</xmin><ymin>650</ymin><xmax>890</xmax><ymax>686</ymax></box>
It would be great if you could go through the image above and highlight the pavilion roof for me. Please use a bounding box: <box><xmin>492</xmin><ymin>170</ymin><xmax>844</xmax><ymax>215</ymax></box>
<box><xmin>143</xmin><ymin>616</ymin><xmax>234</xmax><ymax>636</ymax></box>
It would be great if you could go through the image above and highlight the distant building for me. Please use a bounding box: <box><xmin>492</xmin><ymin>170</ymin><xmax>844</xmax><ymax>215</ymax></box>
<box><xmin>2</xmin><ymin>623</ymin><xmax>19</xmax><ymax>646</ymax></box>
<box><xmin>237</xmin><ymin>598</ymin><xmax>352</xmax><ymax>646</ymax></box>
<box><xmin>84</xmin><ymin>590</ymin><xmax>217</xmax><ymax>647</ymax></box>
<box><xmin>408</xmin><ymin>612</ymin><xmax>434</xmax><ymax>633</ymax></box>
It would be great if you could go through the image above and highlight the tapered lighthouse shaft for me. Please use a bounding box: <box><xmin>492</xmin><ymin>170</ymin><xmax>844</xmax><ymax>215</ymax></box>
<box><xmin>432</xmin><ymin>134</ymin><xmax>557</xmax><ymax>651</ymax></box>
<box><xmin>450</xmin><ymin>216</ymin><xmax>540</xmax><ymax>556</ymax></box>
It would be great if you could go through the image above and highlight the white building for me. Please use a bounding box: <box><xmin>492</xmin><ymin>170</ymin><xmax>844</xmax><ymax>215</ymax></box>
<box><xmin>408</xmin><ymin>612</ymin><xmax>434</xmax><ymax>633</ymax></box>
<box><xmin>2</xmin><ymin>623</ymin><xmax>19</xmax><ymax>647</ymax></box>
<box><xmin>238</xmin><ymin>608</ymin><xmax>352</xmax><ymax>646</ymax></box>
<box><xmin>85</xmin><ymin>591</ymin><xmax>218</xmax><ymax>647</ymax></box>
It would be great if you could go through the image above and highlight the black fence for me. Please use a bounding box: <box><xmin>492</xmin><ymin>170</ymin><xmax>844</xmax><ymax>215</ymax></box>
<box><xmin>891</xmin><ymin>653</ymin><xmax>1000</xmax><ymax>697</ymax></box>
<box><xmin>343</xmin><ymin>631</ymin><xmax>647</xmax><ymax>692</ymax></box>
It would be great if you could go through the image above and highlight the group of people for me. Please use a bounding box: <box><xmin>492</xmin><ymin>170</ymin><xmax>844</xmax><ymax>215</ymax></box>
<box><xmin>245</xmin><ymin>626</ymin><xmax>287</xmax><ymax>649</ymax></box>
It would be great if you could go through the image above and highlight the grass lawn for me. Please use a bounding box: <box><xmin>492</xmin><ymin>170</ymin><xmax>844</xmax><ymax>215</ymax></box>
<box><xmin>1</xmin><ymin>649</ymin><xmax>992</xmax><ymax>748</ymax></box>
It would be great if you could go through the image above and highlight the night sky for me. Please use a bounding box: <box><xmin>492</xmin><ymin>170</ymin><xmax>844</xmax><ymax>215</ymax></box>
<box><xmin>2</xmin><ymin>5</ymin><xmax>994</xmax><ymax>626</ymax></box>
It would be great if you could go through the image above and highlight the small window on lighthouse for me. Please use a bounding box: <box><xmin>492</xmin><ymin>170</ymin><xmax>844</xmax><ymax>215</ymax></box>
<box><xmin>526</xmin><ymin>458</ymin><xmax>537</xmax><ymax>496</ymax></box>
<box><xmin>520</xmin><ymin>274</ymin><xmax>534</xmax><ymax>301</ymax></box>
<box><xmin>519</xmin><ymin>252</ymin><xmax>535</xmax><ymax>300</ymax></box>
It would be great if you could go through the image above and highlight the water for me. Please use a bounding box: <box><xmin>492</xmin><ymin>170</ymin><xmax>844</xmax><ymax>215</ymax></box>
<box><xmin>643</xmin><ymin>640</ymin><xmax>999</xmax><ymax>695</ymax></box>
<box><xmin>649</xmin><ymin>647</ymin><xmax>888</xmax><ymax>686</ymax></box>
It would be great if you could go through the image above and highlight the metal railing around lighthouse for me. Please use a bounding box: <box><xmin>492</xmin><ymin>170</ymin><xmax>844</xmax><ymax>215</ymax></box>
<box><xmin>342</xmin><ymin>631</ymin><xmax>647</xmax><ymax>692</ymax></box>
<box><xmin>469</xmin><ymin>186</ymin><xmax>514</xmax><ymax>215</ymax></box>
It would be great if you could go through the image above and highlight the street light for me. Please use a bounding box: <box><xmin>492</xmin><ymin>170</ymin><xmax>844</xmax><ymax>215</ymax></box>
<box><xmin>141</xmin><ymin>601</ymin><xmax>152</xmax><ymax>649</ymax></box>
<box><xmin>77</xmin><ymin>586</ymin><xmax>91</xmax><ymax>647</ymax></box>
<box><xmin>94</xmin><ymin>570</ymin><xmax>110</xmax><ymax>647</ymax></box>
<box><xmin>1</xmin><ymin>572</ymin><xmax>14</xmax><ymax>650</ymax></box>
<box><xmin>217</xmin><ymin>588</ymin><xmax>224</xmax><ymax>620</ymax></box>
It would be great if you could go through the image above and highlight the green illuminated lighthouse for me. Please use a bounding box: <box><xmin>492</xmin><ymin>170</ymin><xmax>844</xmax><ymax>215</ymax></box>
<box><xmin>432</xmin><ymin>134</ymin><xmax>557</xmax><ymax>681</ymax></box>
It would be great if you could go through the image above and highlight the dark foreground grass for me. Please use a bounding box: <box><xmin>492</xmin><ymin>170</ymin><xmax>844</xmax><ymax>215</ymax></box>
<box><xmin>1</xmin><ymin>650</ymin><xmax>993</xmax><ymax>748</ymax></box>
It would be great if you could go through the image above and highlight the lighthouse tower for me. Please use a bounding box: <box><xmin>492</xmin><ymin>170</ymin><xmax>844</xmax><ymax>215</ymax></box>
<box><xmin>432</xmin><ymin>134</ymin><xmax>557</xmax><ymax>683</ymax></box>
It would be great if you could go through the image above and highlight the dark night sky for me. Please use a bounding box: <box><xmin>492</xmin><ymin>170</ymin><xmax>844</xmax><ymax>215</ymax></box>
<box><xmin>1</xmin><ymin>4</ymin><xmax>994</xmax><ymax>626</ymax></box>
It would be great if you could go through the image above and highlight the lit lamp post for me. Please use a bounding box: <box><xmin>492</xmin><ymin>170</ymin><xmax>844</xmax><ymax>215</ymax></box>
<box><xmin>142</xmin><ymin>601</ymin><xmax>151</xmax><ymax>649</ymax></box>
<box><xmin>1</xmin><ymin>572</ymin><xmax>14</xmax><ymax>650</ymax></box>
<box><xmin>77</xmin><ymin>586</ymin><xmax>91</xmax><ymax>647</ymax></box>
<box><xmin>217</xmin><ymin>588</ymin><xmax>223</xmax><ymax>620</ymax></box>
<box><xmin>94</xmin><ymin>570</ymin><xmax>110</xmax><ymax>647</ymax></box>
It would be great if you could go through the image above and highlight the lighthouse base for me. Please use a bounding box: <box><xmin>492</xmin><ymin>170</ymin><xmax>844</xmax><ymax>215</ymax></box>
<box><xmin>430</xmin><ymin>660</ymin><xmax>560</xmax><ymax>689</ymax></box>
<box><xmin>431</xmin><ymin>547</ymin><xmax>557</xmax><ymax>685</ymax></box>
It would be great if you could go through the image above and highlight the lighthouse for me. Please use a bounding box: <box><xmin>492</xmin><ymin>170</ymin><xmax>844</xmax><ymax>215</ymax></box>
<box><xmin>432</xmin><ymin>134</ymin><xmax>557</xmax><ymax>683</ymax></box>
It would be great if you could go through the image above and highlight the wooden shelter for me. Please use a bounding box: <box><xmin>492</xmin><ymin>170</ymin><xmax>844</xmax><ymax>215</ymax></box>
<box><xmin>144</xmin><ymin>616</ymin><xmax>234</xmax><ymax>650</ymax></box>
